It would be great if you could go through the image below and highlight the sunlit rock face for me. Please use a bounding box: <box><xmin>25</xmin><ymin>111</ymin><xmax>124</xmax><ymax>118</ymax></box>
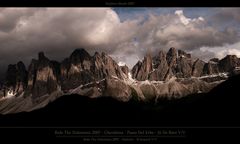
<box><xmin>27</xmin><ymin>52</ymin><xmax>60</xmax><ymax>98</ymax></box>
<box><xmin>166</xmin><ymin>47</ymin><xmax>178</xmax><ymax>70</ymax></box>
<box><xmin>192</xmin><ymin>59</ymin><xmax>205</xmax><ymax>77</ymax></box>
<box><xmin>27</xmin><ymin>59</ymin><xmax>38</xmax><ymax>91</ymax></box>
<box><xmin>1</xmin><ymin>47</ymin><xmax>240</xmax><ymax>114</ymax></box>
<box><xmin>149</xmin><ymin>50</ymin><xmax>169</xmax><ymax>81</ymax></box>
<box><xmin>132</xmin><ymin>52</ymin><xmax>153</xmax><ymax>81</ymax></box>
<box><xmin>60</xmin><ymin>49</ymin><xmax>125</xmax><ymax>91</ymax></box>
<box><xmin>175</xmin><ymin>50</ymin><xmax>193</xmax><ymax>78</ymax></box>
<box><xmin>132</xmin><ymin>48</ymin><xmax>240</xmax><ymax>82</ymax></box>
<box><xmin>203</xmin><ymin>62</ymin><xmax>219</xmax><ymax>75</ymax></box>
<box><xmin>132</xmin><ymin>47</ymin><xmax>194</xmax><ymax>81</ymax></box>
<box><xmin>120</xmin><ymin>65</ymin><xmax>129</xmax><ymax>78</ymax></box>
<box><xmin>103</xmin><ymin>77</ymin><xmax>132</xmax><ymax>102</ymax></box>
<box><xmin>219</xmin><ymin>55</ymin><xmax>240</xmax><ymax>72</ymax></box>
<box><xmin>91</xmin><ymin>52</ymin><xmax>124</xmax><ymax>80</ymax></box>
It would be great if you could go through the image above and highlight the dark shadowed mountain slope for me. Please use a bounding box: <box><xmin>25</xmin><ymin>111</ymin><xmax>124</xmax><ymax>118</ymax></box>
<box><xmin>0</xmin><ymin>75</ymin><xmax>240</xmax><ymax>144</ymax></box>
<box><xmin>163</xmin><ymin>74</ymin><xmax>240</xmax><ymax>121</ymax></box>
<box><xmin>0</xmin><ymin>75</ymin><xmax>240</xmax><ymax>127</ymax></box>
<box><xmin>0</xmin><ymin>94</ymin><xmax>160</xmax><ymax>127</ymax></box>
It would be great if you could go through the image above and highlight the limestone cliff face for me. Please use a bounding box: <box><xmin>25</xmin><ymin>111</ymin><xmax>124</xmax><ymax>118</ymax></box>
<box><xmin>4</xmin><ymin>47</ymin><xmax>240</xmax><ymax>101</ymax></box>
<box><xmin>131</xmin><ymin>53</ymin><xmax>153</xmax><ymax>81</ymax></box>
<box><xmin>3</xmin><ymin>48</ymin><xmax>127</xmax><ymax>98</ymax></box>
<box><xmin>166</xmin><ymin>47</ymin><xmax>178</xmax><ymax>68</ymax></box>
<box><xmin>60</xmin><ymin>49</ymin><xmax>94</xmax><ymax>91</ymax></box>
<box><xmin>203</xmin><ymin>62</ymin><xmax>219</xmax><ymax>75</ymax></box>
<box><xmin>60</xmin><ymin>49</ymin><xmax>125</xmax><ymax>91</ymax></box>
<box><xmin>149</xmin><ymin>50</ymin><xmax>169</xmax><ymax>81</ymax></box>
<box><xmin>175</xmin><ymin>50</ymin><xmax>193</xmax><ymax>78</ymax></box>
<box><xmin>192</xmin><ymin>59</ymin><xmax>205</xmax><ymax>77</ymax></box>
<box><xmin>132</xmin><ymin>47</ymin><xmax>193</xmax><ymax>81</ymax></box>
<box><xmin>131</xmin><ymin>47</ymin><xmax>240</xmax><ymax>81</ymax></box>
<box><xmin>27</xmin><ymin>52</ymin><xmax>60</xmax><ymax>98</ymax></box>
<box><xmin>1</xmin><ymin>47</ymin><xmax>240</xmax><ymax>114</ymax></box>
<box><xmin>219</xmin><ymin>55</ymin><xmax>240</xmax><ymax>72</ymax></box>
<box><xmin>120</xmin><ymin>65</ymin><xmax>129</xmax><ymax>77</ymax></box>
<box><xmin>91</xmin><ymin>51</ymin><xmax>124</xmax><ymax>80</ymax></box>
<box><xmin>5</xmin><ymin>61</ymin><xmax>28</xmax><ymax>96</ymax></box>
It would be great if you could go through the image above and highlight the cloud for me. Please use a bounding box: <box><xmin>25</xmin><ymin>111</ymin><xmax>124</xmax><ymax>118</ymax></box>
<box><xmin>0</xmin><ymin>8</ymin><xmax>137</xmax><ymax>67</ymax></box>
<box><xmin>199</xmin><ymin>41</ymin><xmax>240</xmax><ymax>60</ymax></box>
<box><xmin>211</xmin><ymin>8</ymin><xmax>240</xmax><ymax>24</ymax></box>
<box><xmin>132</xmin><ymin>9</ymin><xmax>239</xmax><ymax>59</ymax></box>
<box><xmin>175</xmin><ymin>10</ymin><xmax>192</xmax><ymax>25</ymax></box>
<box><xmin>0</xmin><ymin>8</ymin><xmax>239</xmax><ymax>77</ymax></box>
<box><xmin>0</xmin><ymin>8</ymin><xmax>38</xmax><ymax>32</ymax></box>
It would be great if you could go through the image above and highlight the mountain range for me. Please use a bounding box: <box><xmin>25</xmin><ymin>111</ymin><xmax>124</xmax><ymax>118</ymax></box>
<box><xmin>0</xmin><ymin>47</ymin><xmax>240</xmax><ymax>114</ymax></box>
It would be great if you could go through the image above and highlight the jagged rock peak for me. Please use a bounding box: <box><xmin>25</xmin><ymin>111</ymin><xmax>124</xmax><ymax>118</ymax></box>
<box><xmin>94</xmin><ymin>52</ymin><xmax>100</xmax><ymax>57</ymax></box>
<box><xmin>101</xmin><ymin>52</ymin><xmax>113</xmax><ymax>61</ymax></box>
<box><xmin>30</xmin><ymin>58</ymin><xmax>38</xmax><ymax>64</ymax></box>
<box><xmin>120</xmin><ymin>65</ymin><xmax>129</xmax><ymax>77</ymax></box>
<box><xmin>70</xmin><ymin>48</ymin><xmax>91</xmax><ymax>62</ymax></box>
<box><xmin>152</xmin><ymin>50</ymin><xmax>167</xmax><ymax>68</ymax></box>
<box><xmin>71</xmin><ymin>48</ymin><xmax>90</xmax><ymax>56</ymax></box>
<box><xmin>38</xmin><ymin>52</ymin><xmax>48</xmax><ymax>61</ymax></box>
<box><xmin>37</xmin><ymin>52</ymin><xmax>52</xmax><ymax>70</ymax></box>
<box><xmin>149</xmin><ymin>50</ymin><xmax>169</xmax><ymax>81</ymax></box>
<box><xmin>203</xmin><ymin>62</ymin><xmax>219</xmax><ymax>75</ymax></box>
<box><xmin>16</xmin><ymin>61</ymin><xmax>28</xmax><ymax>80</ymax></box>
<box><xmin>131</xmin><ymin>61</ymin><xmax>142</xmax><ymax>79</ymax></box>
<box><xmin>143</xmin><ymin>52</ymin><xmax>153</xmax><ymax>71</ymax></box>
<box><xmin>6</xmin><ymin>61</ymin><xmax>27</xmax><ymax>82</ymax></box>
<box><xmin>5</xmin><ymin>64</ymin><xmax>17</xmax><ymax>87</ymax></box>
<box><xmin>17</xmin><ymin>61</ymin><xmax>26</xmax><ymax>68</ymax></box>
<box><xmin>131</xmin><ymin>51</ymin><xmax>153</xmax><ymax>81</ymax></box>
<box><xmin>225</xmin><ymin>55</ymin><xmax>238</xmax><ymax>59</ymax></box>
<box><xmin>219</xmin><ymin>54</ymin><xmax>240</xmax><ymax>72</ymax></box>
<box><xmin>220</xmin><ymin>55</ymin><xmax>239</xmax><ymax>65</ymax></box>
<box><xmin>4</xmin><ymin>61</ymin><xmax>28</xmax><ymax>96</ymax></box>
<box><xmin>158</xmin><ymin>50</ymin><xmax>166</xmax><ymax>58</ymax></box>
<box><xmin>101</xmin><ymin>52</ymin><xmax>106</xmax><ymax>56</ymax></box>
<box><xmin>166</xmin><ymin>47</ymin><xmax>177</xmax><ymax>66</ymax></box>
<box><xmin>192</xmin><ymin>59</ymin><xmax>205</xmax><ymax>77</ymax></box>
<box><xmin>209</xmin><ymin>58</ymin><xmax>219</xmax><ymax>63</ymax></box>
<box><xmin>168</xmin><ymin>47</ymin><xmax>177</xmax><ymax>55</ymax></box>
<box><xmin>178</xmin><ymin>49</ymin><xmax>191</xmax><ymax>58</ymax></box>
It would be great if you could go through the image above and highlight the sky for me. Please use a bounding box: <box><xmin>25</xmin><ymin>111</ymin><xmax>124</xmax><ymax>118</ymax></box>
<box><xmin>0</xmin><ymin>8</ymin><xmax>240</xmax><ymax>78</ymax></box>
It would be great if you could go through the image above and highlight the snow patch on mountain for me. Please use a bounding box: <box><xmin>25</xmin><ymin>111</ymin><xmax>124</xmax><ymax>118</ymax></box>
<box><xmin>199</xmin><ymin>72</ymin><xmax>229</xmax><ymax>79</ymax></box>
<box><xmin>118</xmin><ymin>61</ymin><xmax>126</xmax><ymax>66</ymax></box>
<box><xmin>127</xmin><ymin>72</ymin><xmax>135</xmax><ymax>82</ymax></box>
<box><xmin>235</xmin><ymin>67</ymin><xmax>240</xmax><ymax>70</ymax></box>
<box><xmin>6</xmin><ymin>90</ymin><xmax>15</xmax><ymax>98</ymax></box>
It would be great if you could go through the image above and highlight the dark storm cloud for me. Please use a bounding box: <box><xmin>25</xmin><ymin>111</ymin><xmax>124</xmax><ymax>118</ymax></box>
<box><xmin>143</xmin><ymin>11</ymin><xmax>238</xmax><ymax>49</ymax></box>
<box><xmin>211</xmin><ymin>8</ymin><xmax>240</xmax><ymax>24</ymax></box>
<box><xmin>0</xmin><ymin>8</ymin><xmax>127</xmax><ymax>66</ymax></box>
<box><xmin>0</xmin><ymin>8</ymin><xmax>39</xmax><ymax>32</ymax></box>
<box><xmin>0</xmin><ymin>7</ymin><xmax>240</xmax><ymax>76</ymax></box>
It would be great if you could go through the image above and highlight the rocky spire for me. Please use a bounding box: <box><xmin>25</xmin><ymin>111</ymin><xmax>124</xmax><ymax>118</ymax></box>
<box><xmin>149</xmin><ymin>50</ymin><xmax>169</xmax><ymax>81</ymax></box>
<box><xmin>26</xmin><ymin>52</ymin><xmax>61</xmax><ymax>98</ymax></box>
<box><xmin>203</xmin><ymin>62</ymin><xmax>219</xmax><ymax>75</ymax></box>
<box><xmin>4</xmin><ymin>61</ymin><xmax>28</xmax><ymax>96</ymax></box>
<box><xmin>60</xmin><ymin>49</ymin><xmax>126</xmax><ymax>91</ymax></box>
<box><xmin>192</xmin><ymin>59</ymin><xmax>205</xmax><ymax>77</ymax></box>
<box><xmin>219</xmin><ymin>55</ymin><xmax>240</xmax><ymax>72</ymax></box>
<box><xmin>131</xmin><ymin>51</ymin><xmax>153</xmax><ymax>81</ymax></box>
<box><xmin>131</xmin><ymin>61</ymin><xmax>142</xmax><ymax>80</ymax></box>
<box><xmin>166</xmin><ymin>47</ymin><xmax>177</xmax><ymax>67</ymax></box>
<box><xmin>175</xmin><ymin>50</ymin><xmax>193</xmax><ymax>78</ymax></box>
